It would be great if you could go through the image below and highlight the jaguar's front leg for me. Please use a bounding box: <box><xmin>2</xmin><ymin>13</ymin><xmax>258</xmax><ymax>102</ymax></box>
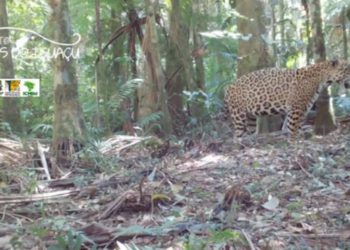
<box><xmin>231</xmin><ymin>109</ymin><xmax>247</xmax><ymax>138</ymax></box>
<box><xmin>286</xmin><ymin>108</ymin><xmax>305</xmax><ymax>141</ymax></box>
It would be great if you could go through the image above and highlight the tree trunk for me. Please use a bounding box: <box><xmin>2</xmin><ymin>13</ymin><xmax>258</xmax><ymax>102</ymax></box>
<box><xmin>237</xmin><ymin>1</ymin><xmax>273</xmax><ymax>76</ymax></box>
<box><xmin>94</xmin><ymin>0</ymin><xmax>103</xmax><ymax>129</ymax></box>
<box><xmin>190</xmin><ymin>0</ymin><xmax>206</xmax><ymax>120</ymax></box>
<box><xmin>341</xmin><ymin>7</ymin><xmax>348</xmax><ymax>60</ymax></box>
<box><xmin>278</xmin><ymin>0</ymin><xmax>286</xmax><ymax>66</ymax></box>
<box><xmin>269</xmin><ymin>0</ymin><xmax>277</xmax><ymax>60</ymax></box>
<box><xmin>165</xmin><ymin>0</ymin><xmax>190</xmax><ymax>134</ymax></box>
<box><xmin>310</xmin><ymin>0</ymin><xmax>336</xmax><ymax>135</ymax></box>
<box><xmin>138</xmin><ymin>0</ymin><xmax>173</xmax><ymax>135</ymax></box>
<box><xmin>0</xmin><ymin>0</ymin><xmax>22</xmax><ymax>134</ymax></box>
<box><xmin>128</xmin><ymin>8</ymin><xmax>141</xmax><ymax>121</ymax></box>
<box><xmin>110</xmin><ymin>7</ymin><xmax>134</xmax><ymax>134</ymax></box>
<box><xmin>302</xmin><ymin>0</ymin><xmax>312</xmax><ymax>65</ymax></box>
<box><xmin>49</xmin><ymin>0</ymin><xmax>86</xmax><ymax>165</ymax></box>
<box><xmin>236</xmin><ymin>0</ymin><xmax>281</xmax><ymax>134</ymax></box>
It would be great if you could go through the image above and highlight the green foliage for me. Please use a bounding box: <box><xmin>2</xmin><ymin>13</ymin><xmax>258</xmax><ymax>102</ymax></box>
<box><xmin>48</xmin><ymin>230</ymin><xmax>97</xmax><ymax>250</ymax></box>
<box><xmin>184</xmin><ymin>229</ymin><xmax>247</xmax><ymax>249</ymax></box>
<box><xmin>30</xmin><ymin>123</ymin><xmax>53</xmax><ymax>137</ymax></box>
<box><xmin>74</xmin><ymin>139</ymin><xmax>121</xmax><ymax>172</ymax></box>
<box><xmin>198</xmin><ymin>30</ymin><xmax>238</xmax><ymax>118</ymax></box>
<box><xmin>3</xmin><ymin>0</ymin><xmax>350</xmax><ymax>141</ymax></box>
<box><xmin>324</xmin><ymin>0</ymin><xmax>350</xmax><ymax>17</ymax></box>
<box><xmin>184</xmin><ymin>234</ymin><xmax>206</xmax><ymax>250</ymax></box>
<box><xmin>209</xmin><ymin>229</ymin><xmax>244</xmax><ymax>243</ymax></box>
<box><xmin>138</xmin><ymin>112</ymin><xmax>163</xmax><ymax>134</ymax></box>
<box><xmin>0</xmin><ymin>122</ymin><xmax>12</xmax><ymax>135</ymax></box>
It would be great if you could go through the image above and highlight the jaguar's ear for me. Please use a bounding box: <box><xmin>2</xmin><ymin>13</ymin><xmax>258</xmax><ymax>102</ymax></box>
<box><xmin>331</xmin><ymin>59</ymin><xmax>339</xmax><ymax>67</ymax></box>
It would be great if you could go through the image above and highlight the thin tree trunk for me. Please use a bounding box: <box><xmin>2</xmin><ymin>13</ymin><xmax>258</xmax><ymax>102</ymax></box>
<box><xmin>216</xmin><ymin>0</ymin><xmax>222</xmax><ymax>24</ymax></box>
<box><xmin>302</xmin><ymin>0</ymin><xmax>312</xmax><ymax>65</ymax></box>
<box><xmin>49</xmin><ymin>0</ymin><xmax>86</xmax><ymax>165</ymax></box>
<box><xmin>128</xmin><ymin>8</ymin><xmax>140</xmax><ymax>121</ymax></box>
<box><xmin>193</xmin><ymin>33</ymin><xmax>205</xmax><ymax>91</ymax></box>
<box><xmin>94</xmin><ymin>0</ymin><xmax>102</xmax><ymax>129</ymax></box>
<box><xmin>110</xmin><ymin>8</ymin><xmax>134</xmax><ymax>134</ymax></box>
<box><xmin>310</xmin><ymin>0</ymin><xmax>336</xmax><ymax>135</ymax></box>
<box><xmin>0</xmin><ymin>0</ymin><xmax>22</xmax><ymax>134</ymax></box>
<box><xmin>310</xmin><ymin>0</ymin><xmax>326</xmax><ymax>62</ymax></box>
<box><xmin>341</xmin><ymin>7</ymin><xmax>348</xmax><ymax>60</ymax></box>
<box><xmin>269</xmin><ymin>0</ymin><xmax>277</xmax><ymax>60</ymax></box>
<box><xmin>279</xmin><ymin>0</ymin><xmax>286</xmax><ymax>66</ymax></box>
<box><xmin>190</xmin><ymin>0</ymin><xmax>206</xmax><ymax>119</ymax></box>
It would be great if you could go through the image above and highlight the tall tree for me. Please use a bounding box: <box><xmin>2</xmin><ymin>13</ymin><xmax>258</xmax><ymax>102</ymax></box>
<box><xmin>48</xmin><ymin>0</ymin><xmax>86</xmax><ymax>164</ymax></box>
<box><xmin>94</xmin><ymin>0</ymin><xmax>102</xmax><ymax>129</ymax></box>
<box><xmin>236</xmin><ymin>0</ymin><xmax>281</xmax><ymax>134</ymax></box>
<box><xmin>0</xmin><ymin>0</ymin><xmax>22</xmax><ymax>134</ymax></box>
<box><xmin>126</xmin><ymin>6</ymin><xmax>142</xmax><ymax>121</ymax></box>
<box><xmin>302</xmin><ymin>0</ymin><xmax>313</xmax><ymax>65</ymax></box>
<box><xmin>236</xmin><ymin>0</ymin><xmax>273</xmax><ymax>76</ymax></box>
<box><xmin>138</xmin><ymin>0</ymin><xmax>172</xmax><ymax>134</ymax></box>
<box><xmin>269</xmin><ymin>0</ymin><xmax>277</xmax><ymax>60</ymax></box>
<box><xmin>97</xmin><ymin>1</ymin><xmax>144</xmax><ymax>133</ymax></box>
<box><xmin>341</xmin><ymin>7</ymin><xmax>348</xmax><ymax>60</ymax></box>
<box><xmin>310</xmin><ymin>0</ymin><xmax>336</xmax><ymax>135</ymax></box>
<box><xmin>110</xmin><ymin>6</ymin><xmax>134</xmax><ymax>134</ymax></box>
<box><xmin>165</xmin><ymin>0</ymin><xmax>190</xmax><ymax>133</ymax></box>
<box><xmin>190</xmin><ymin>0</ymin><xmax>206</xmax><ymax>120</ymax></box>
<box><xmin>278</xmin><ymin>0</ymin><xmax>286</xmax><ymax>66</ymax></box>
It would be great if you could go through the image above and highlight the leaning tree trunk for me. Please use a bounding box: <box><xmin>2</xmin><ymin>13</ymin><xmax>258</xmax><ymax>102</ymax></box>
<box><xmin>138</xmin><ymin>0</ymin><xmax>173</xmax><ymax>135</ymax></box>
<box><xmin>0</xmin><ymin>0</ymin><xmax>22</xmax><ymax>134</ymax></box>
<box><xmin>48</xmin><ymin>0</ymin><xmax>86</xmax><ymax>165</ymax></box>
<box><xmin>310</xmin><ymin>0</ymin><xmax>336</xmax><ymax>135</ymax></box>
<box><xmin>236</xmin><ymin>0</ymin><xmax>281</xmax><ymax>134</ymax></box>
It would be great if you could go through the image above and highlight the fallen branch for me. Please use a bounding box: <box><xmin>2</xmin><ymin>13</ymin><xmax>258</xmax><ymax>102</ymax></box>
<box><xmin>0</xmin><ymin>189</ymin><xmax>79</xmax><ymax>204</ymax></box>
<box><xmin>242</xmin><ymin>230</ymin><xmax>256</xmax><ymax>250</ymax></box>
<box><xmin>294</xmin><ymin>160</ymin><xmax>314</xmax><ymax>178</ymax></box>
<box><xmin>99</xmin><ymin>135</ymin><xmax>152</xmax><ymax>156</ymax></box>
<box><xmin>275</xmin><ymin>231</ymin><xmax>350</xmax><ymax>239</ymax></box>
<box><xmin>98</xmin><ymin>190</ymin><xmax>134</xmax><ymax>220</ymax></box>
<box><xmin>37</xmin><ymin>141</ymin><xmax>51</xmax><ymax>180</ymax></box>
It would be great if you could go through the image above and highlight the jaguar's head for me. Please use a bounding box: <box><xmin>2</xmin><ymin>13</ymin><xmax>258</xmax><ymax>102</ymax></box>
<box><xmin>326</xmin><ymin>59</ymin><xmax>350</xmax><ymax>88</ymax></box>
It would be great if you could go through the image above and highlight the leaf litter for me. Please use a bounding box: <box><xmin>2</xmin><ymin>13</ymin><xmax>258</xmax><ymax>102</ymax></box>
<box><xmin>0</xmin><ymin>127</ymin><xmax>350</xmax><ymax>249</ymax></box>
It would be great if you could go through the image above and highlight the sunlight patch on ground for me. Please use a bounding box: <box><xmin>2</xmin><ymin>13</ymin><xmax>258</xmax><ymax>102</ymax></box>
<box><xmin>178</xmin><ymin>153</ymin><xmax>230</xmax><ymax>174</ymax></box>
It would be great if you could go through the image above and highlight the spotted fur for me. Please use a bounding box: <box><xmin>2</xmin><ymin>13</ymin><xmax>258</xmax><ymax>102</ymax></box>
<box><xmin>224</xmin><ymin>60</ymin><xmax>350</xmax><ymax>140</ymax></box>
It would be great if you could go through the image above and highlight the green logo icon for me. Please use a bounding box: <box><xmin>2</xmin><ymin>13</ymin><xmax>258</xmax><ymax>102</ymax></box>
<box><xmin>24</xmin><ymin>81</ymin><xmax>35</xmax><ymax>92</ymax></box>
<box><xmin>23</xmin><ymin>80</ymin><xmax>39</xmax><ymax>96</ymax></box>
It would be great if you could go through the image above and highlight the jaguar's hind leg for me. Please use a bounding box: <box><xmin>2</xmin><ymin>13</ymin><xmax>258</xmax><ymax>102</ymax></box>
<box><xmin>246</xmin><ymin>114</ymin><xmax>257</xmax><ymax>135</ymax></box>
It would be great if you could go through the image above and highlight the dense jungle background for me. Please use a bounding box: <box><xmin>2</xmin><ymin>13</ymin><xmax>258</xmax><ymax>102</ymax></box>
<box><xmin>0</xmin><ymin>0</ymin><xmax>350</xmax><ymax>249</ymax></box>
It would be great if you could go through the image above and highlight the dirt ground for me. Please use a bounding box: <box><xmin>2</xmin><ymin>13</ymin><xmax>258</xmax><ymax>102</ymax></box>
<box><xmin>0</xmin><ymin>125</ymin><xmax>350</xmax><ymax>249</ymax></box>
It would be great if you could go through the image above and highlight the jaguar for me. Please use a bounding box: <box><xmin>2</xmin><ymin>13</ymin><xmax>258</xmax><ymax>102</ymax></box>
<box><xmin>224</xmin><ymin>60</ymin><xmax>350</xmax><ymax>140</ymax></box>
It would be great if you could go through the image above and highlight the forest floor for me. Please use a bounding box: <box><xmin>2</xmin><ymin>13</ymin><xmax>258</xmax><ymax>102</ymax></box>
<box><xmin>1</xmin><ymin>123</ymin><xmax>350</xmax><ymax>249</ymax></box>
